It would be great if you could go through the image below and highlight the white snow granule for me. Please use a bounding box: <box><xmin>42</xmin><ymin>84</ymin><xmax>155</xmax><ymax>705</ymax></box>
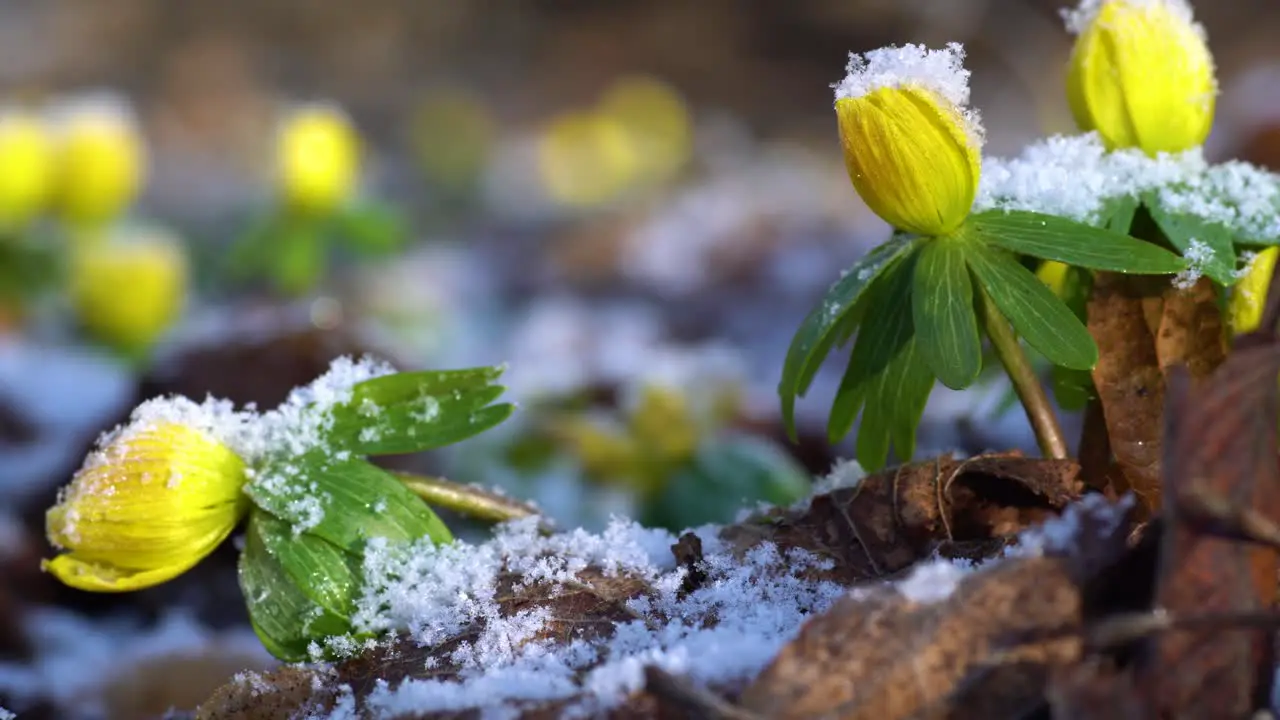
<box><xmin>1061</xmin><ymin>0</ymin><xmax>1202</xmax><ymax>40</ymax></box>
<box><xmin>832</xmin><ymin>42</ymin><xmax>983</xmax><ymax>147</ymax></box>
<box><xmin>893</xmin><ymin>559</ymin><xmax>973</xmax><ymax>604</ymax></box>
<box><xmin>1173</xmin><ymin>239</ymin><xmax>1214</xmax><ymax>289</ymax></box>
<box><xmin>0</xmin><ymin>707</ymin><xmax>14</xmax><ymax>720</ymax></box>
<box><xmin>1006</xmin><ymin>492</ymin><xmax>1135</xmax><ymax>558</ymax></box>
<box><xmin>975</xmin><ymin>133</ymin><xmax>1280</xmax><ymax>242</ymax></box>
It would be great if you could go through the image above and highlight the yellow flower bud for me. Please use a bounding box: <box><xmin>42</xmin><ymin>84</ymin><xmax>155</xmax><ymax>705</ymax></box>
<box><xmin>44</xmin><ymin>421</ymin><xmax>249</xmax><ymax>592</ymax></box>
<box><xmin>833</xmin><ymin>44</ymin><xmax>982</xmax><ymax>236</ymax></box>
<box><xmin>53</xmin><ymin>98</ymin><xmax>146</xmax><ymax>226</ymax></box>
<box><xmin>1228</xmin><ymin>247</ymin><xmax>1279</xmax><ymax>335</ymax></box>
<box><xmin>0</xmin><ymin>111</ymin><xmax>55</xmax><ymax>228</ymax></box>
<box><xmin>1065</xmin><ymin>0</ymin><xmax>1216</xmax><ymax>155</ymax></box>
<box><xmin>69</xmin><ymin>229</ymin><xmax>188</xmax><ymax>352</ymax></box>
<box><xmin>277</xmin><ymin>105</ymin><xmax>360</xmax><ymax>216</ymax></box>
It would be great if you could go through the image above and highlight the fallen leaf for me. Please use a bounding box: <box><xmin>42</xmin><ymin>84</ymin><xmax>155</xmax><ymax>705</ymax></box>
<box><xmin>1087</xmin><ymin>272</ymin><xmax>1165</xmax><ymax>515</ymax></box>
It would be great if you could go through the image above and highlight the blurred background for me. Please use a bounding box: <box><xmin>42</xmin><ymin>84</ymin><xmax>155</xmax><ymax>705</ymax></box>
<box><xmin>2</xmin><ymin>1</ymin><xmax>1280</xmax><ymax>717</ymax></box>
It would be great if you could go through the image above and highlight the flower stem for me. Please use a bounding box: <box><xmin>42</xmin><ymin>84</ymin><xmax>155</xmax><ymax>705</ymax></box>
<box><xmin>977</xmin><ymin>286</ymin><xmax>1069</xmax><ymax>459</ymax></box>
<box><xmin>392</xmin><ymin>471</ymin><xmax>555</xmax><ymax>532</ymax></box>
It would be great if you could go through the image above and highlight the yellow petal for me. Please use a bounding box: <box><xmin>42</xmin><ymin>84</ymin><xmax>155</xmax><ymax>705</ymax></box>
<box><xmin>278</xmin><ymin>106</ymin><xmax>360</xmax><ymax>216</ymax></box>
<box><xmin>44</xmin><ymin>421</ymin><xmax>248</xmax><ymax>591</ymax></box>
<box><xmin>1067</xmin><ymin>0</ymin><xmax>1216</xmax><ymax>155</ymax></box>
<box><xmin>836</xmin><ymin>86</ymin><xmax>979</xmax><ymax>236</ymax></box>
<box><xmin>42</xmin><ymin>553</ymin><xmax>201</xmax><ymax>593</ymax></box>
<box><xmin>1228</xmin><ymin>247</ymin><xmax>1280</xmax><ymax>335</ymax></box>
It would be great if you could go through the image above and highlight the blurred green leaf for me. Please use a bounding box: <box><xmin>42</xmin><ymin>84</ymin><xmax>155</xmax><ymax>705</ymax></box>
<box><xmin>272</xmin><ymin>221</ymin><xmax>327</xmax><ymax>297</ymax></box>
<box><xmin>243</xmin><ymin>454</ymin><xmax>454</xmax><ymax>555</ymax></box>
<box><xmin>912</xmin><ymin>234</ymin><xmax>981</xmax><ymax>389</ymax></box>
<box><xmin>965</xmin><ymin>241</ymin><xmax>1098</xmax><ymax>371</ymax></box>
<box><xmin>331</xmin><ymin>201</ymin><xmax>406</xmax><ymax>256</ymax></box>
<box><xmin>641</xmin><ymin>436</ymin><xmax>810</xmax><ymax>531</ymax></box>
<box><xmin>327</xmin><ymin>367</ymin><xmax>516</xmax><ymax>456</ymax></box>
<box><xmin>778</xmin><ymin>233</ymin><xmax>922</xmax><ymax>440</ymax></box>
<box><xmin>1103</xmin><ymin>195</ymin><xmax>1139</xmax><ymax>233</ymax></box>
<box><xmin>969</xmin><ymin>210</ymin><xmax>1186</xmax><ymax>274</ymax></box>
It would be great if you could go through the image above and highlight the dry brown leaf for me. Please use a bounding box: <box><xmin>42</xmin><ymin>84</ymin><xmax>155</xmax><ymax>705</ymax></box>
<box><xmin>738</xmin><ymin>556</ymin><xmax>1083</xmax><ymax>720</ymax></box>
<box><xmin>1154</xmin><ymin>276</ymin><xmax>1229</xmax><ymax>381</ymax></box>
<box><xmin>1087</xmin><ymin>272</ymin><xmax>1165</xmax><ymax>514</ymax></box>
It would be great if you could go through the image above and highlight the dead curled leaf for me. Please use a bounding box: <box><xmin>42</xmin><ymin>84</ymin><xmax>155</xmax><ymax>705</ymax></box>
<box><xmin>738</xmin><ymin>556</ymin><xmax>1085</xmax><ymax>720</ymax></box>
<box><xmin>719</xmin><ymin>452</ymin><xmax>1082</xmax><ymax>584</ymax></box>
<box><xmin>1087</xmin><ymin>272</ymin><xmax>1166</xmax><ymax>514</ymax></box>
<box><xmin>1137</xmin><ymin>342</ymin><xmax>1280</xmax><ymax>717</ymax></box>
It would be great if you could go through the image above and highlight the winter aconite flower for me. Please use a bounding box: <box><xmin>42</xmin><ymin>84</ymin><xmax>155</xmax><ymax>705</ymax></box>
<box><xmin>52</xmin><ymin>96</ymin><xmax>146</xmax><ymax>227</ymax></box>
<box><xmin>68</xmin><ymin>229</ymin><xmax>188</xmax><ymax>353</ymax></box>
<box><xmin>1228</xmin><ymin>248</ymin><xmax>1280</xmax><ymax>335</ymax></box>
<box><xmin>44</xmin><ymin>422</ymin><xmax>249</xmax><ymax>592</ymax></box>
<box><xmin>1065</xmin><ymin>0</ymin><xmax>1216</xmax><ymax>155</ymax></box>
<box><xmin>277</xmin><ymin>105</ymin><xmax>360</xmax><ymax>217</ymax></box>
<box><xmin>0</xmin><ymin>111</ymin><xmax>55</xmax><ymax>228</ymax></box>
<box><xmin>832</xmin><ymin>42</ymin><xmax>982</xmax><ymax>236</ymax></box>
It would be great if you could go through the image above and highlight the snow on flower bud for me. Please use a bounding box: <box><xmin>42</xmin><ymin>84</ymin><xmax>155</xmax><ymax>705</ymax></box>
<box><xmin>277</xmin><ymin>104</ymin><xmax>360</xmax><ymax>217</ymax></box>
<box><xmin>44</xmin><ymin>421</ymin><xmax>249</xmax><ymax>592</ymax></box>
<box><xmin>832</xmin><ymin>42</ymin><xmax>982</xmax><ymax>236</ymax></box>
<box><xmin>1228</xmin><ymin>247</ymin><xmax>1279</xmax><ymax>335</ymax></box>
<box><xmin>1065</xmin><ymin>0</ymin><xmax>1216</xmax><ymax>155</ymax></box>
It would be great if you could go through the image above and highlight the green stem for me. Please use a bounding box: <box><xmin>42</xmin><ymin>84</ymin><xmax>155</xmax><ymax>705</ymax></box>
<box><xmin>977</xmin><ymin>286</ymin><xmax>1069</xmax><ymax>460</ymax></box>
<box><xmin>392</xmin><ymin>471</ymin><xmax>555</xmax><ymax>533</ymax></box>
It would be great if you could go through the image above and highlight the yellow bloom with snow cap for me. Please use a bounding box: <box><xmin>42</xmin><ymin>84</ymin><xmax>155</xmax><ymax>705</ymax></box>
<box><xmin>833</xmin><ymin>42</ymin><xmax>982</xmax><ymax>236</ymax></box>
<box><xmin>1065</xmin><ymin>0</ymin><xmax>1216</xmax><ymax>155</ymax></box>
<box><xmin>44</xmin><ymin>421</ymin><xmax>249</xmax><ymax>592</ymax></box>
<box><xmin>277</xmin><ymin>104</ymin><xmax>360</xmax><ymax>217</ymax></box>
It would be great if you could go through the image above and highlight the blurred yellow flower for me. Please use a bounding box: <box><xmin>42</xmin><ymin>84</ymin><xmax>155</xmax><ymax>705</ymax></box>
<box><xmin>597</xmin><ymin>75</ymin><xmax>692</xmax><ymax>187</ymax></box>
<box><xmin>277</xmin><ymin>105</ymin><xmax>360</xmax><ymax>216</ymax></box>
<box><xmin>537</xmin><ymin>110</ymin><xmax>639</xmax><ymax>208</ymax></box>
<box><xmin>834</xmin><ymin>44</ymin><xmax>981</xmax><ymax>236</ymax></box>
<box><xmin>44</xmin><ymin>421</ymin><xmax>249</xmax><ymax>592</ymax></box>
<box><xmin>1228</xmin><ymin>247</ymin><xmax>1279</xmax><ymax>335</ymax></box>
<box><xmin>1036</xmin><ymin>260</ymin><xmax>1072</xmax><ymax>297</ymax></box>
<box><xmin>0</xmin><ymin>111</ymin><xmax>55</xmax><ymax>228</ymax></box>
<box><xmin>1066</xmin><ymin>0</ymin><xmax>1216</xmax><ymax>155</ymax></box>
<box><xmin>69</xmin><ymin>230</ymin><xmax>188</xmax><ymax>352</ymax></box>
<box><xmin>53</xmin><ymin>100</ymin><xmax>145</xmax><ymax>226</ymax></box>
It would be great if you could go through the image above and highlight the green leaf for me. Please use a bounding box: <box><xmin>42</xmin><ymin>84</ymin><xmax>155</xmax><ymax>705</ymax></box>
<box><xmin>1104</xmin><ymin>195</ymin><xmax>1139</xmax><ymax>232</ymax></box>
<box><xmin>965</xmin><ymin>242</ymin><xmax>1098</xmax><ymax>371</ymax></box>
<box><xmin>826</xmin><ymin>249</ymin><xmax>917</xmax><ymax>444</ymax></box>
<box><xmin>327</xmin><ymin>367</ymin><xmax>516</xmax><ymax>456</ymax></box>
<box><xmin>244</xmin><ymin>454</ymin><xmax>454</xmax><ymax>555</ymax></box>
<box><xmin>1143</xmin><ymin>194</ymin><xmax>1237</xmax><ymax>285</ymax></box>
<box><xmin>778</xmin><ymin>233</ymin><xmax>921</xmax><ymax>440</ymax></box>
<box><xmin>824</xmin><ymin>249</ymin><xmax>935</xmax><ymax>471</ymax></box>
<box><xmin>252</xmin><ymin>510</ymin><xmax>362</xmax><ymax>619</ymax></box>
<box><xmin>912</xmin><ymin>235</ymin><xmax>981</xmax><ymax>389</ymax></box>
<box><xmin>239</xmin><ymin>509</ymin><xmax>352</xmax><ymax>662</ymax></box>
<box><xmin>969</xmin><ymin>209</ymin><xmax>1186</xmax><ymax>274</ymax></box>
<box><xmin>332</xmin><ymin>201</ymin><xmax>406</xmax><ymax>256</ymax></box>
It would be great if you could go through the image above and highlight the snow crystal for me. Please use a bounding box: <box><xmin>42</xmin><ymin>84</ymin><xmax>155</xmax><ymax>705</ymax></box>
<box><xmin>1173</xmin><ymin>239</ymin><xmax>1213</xmax><ymax>289</ymax></box>
<box><xmin>893</xmin><ymin>559</ymin><xmax>972</xmax><ymax>604</ymax></box>
<box><xmin>1006</xmin><ymin>492</ymin><xmax>1135</xmax><ymax>557</ymax></box>
<box><xmin>976</xmin><ymin>132</ymin><xmax>1280</xmax><ymax>242</ymax></box>
<box><xmin>1061</xmin><ymin>0</ymin><xmax>1201</xmax><ymax>39</ymax></box>
<box><xmin>0</xmin><ymin>707</ymin><xmax>13</xmax><ymax>720</ymax></box>
<box><xmin>322</xmin><ymin>515</ymin><xmax>844</xmax><ymax>717</ymax></box>
<box><xmin>832</xmin><ymin>42</ymin><xmax>982</xmax><ymax>147</ymax></box>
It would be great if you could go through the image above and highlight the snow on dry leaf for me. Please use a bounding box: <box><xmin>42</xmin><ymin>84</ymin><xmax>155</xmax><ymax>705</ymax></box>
<box><xmin>250</xmin><ymin>483</ymin><xmax>1138</xmax><ymax>719</ymax></box>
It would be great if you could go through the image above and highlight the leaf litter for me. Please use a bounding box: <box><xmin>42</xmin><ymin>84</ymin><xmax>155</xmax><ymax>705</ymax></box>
<box><xmin>198</xmin><ymin>263</ymin><xmax>1280</xmax><ymax>719</ymax></box>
